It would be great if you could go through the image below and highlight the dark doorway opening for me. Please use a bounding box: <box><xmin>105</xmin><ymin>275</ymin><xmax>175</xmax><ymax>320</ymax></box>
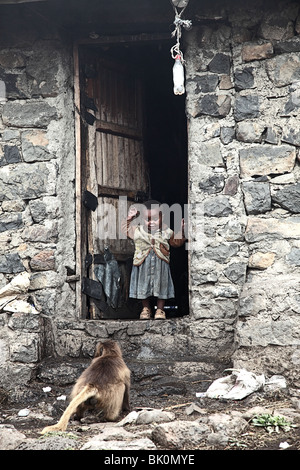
<box><xmin>141</xmin><ymin>42</ymin><xmax>189</xmax><ymax>317</ymax></box>
<box><xmin>80</xmin><ymin>39</ymin><xmax>189</xmax><ymax>318</ymax></box>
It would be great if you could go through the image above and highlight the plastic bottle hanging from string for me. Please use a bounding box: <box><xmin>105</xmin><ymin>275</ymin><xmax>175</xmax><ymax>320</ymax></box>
<box><xmin>170</xmin><ymin>0</ymin><xmax>192</xmax><ymax>96</ymax></box>
<box><xmin>172</xmin><ymin>53</ymin><xmax>185</xmax><ymax>95</ymax></box>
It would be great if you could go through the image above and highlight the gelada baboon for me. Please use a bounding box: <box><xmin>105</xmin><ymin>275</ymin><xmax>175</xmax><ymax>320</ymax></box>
<box><xmin>41</xmin><ymin>340</ymin><xmax>130</xmax><ymax>434</ymax></box>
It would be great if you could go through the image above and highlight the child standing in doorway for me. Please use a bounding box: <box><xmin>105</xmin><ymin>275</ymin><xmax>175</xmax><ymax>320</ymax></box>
<box><xmin>122</xmin><ymin>200</ymin><xmax>186</xmax><ymax>320</ymax></box>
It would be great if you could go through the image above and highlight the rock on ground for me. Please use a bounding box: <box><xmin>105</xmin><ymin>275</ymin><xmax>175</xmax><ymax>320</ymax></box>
<box><xmin>0</xmin><ymin>425</ymin><xmax>26</xmax><ymax>450</ymax></box>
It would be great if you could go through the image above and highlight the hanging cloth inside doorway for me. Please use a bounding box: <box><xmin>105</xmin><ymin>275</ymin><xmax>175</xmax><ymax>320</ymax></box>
<box><xmin>94</xmin><ymin>247</ymin><xmax>121</xmax><ymax>309</ymax></box>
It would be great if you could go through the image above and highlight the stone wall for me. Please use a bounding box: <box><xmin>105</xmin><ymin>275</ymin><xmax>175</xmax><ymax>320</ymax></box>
<box><xmin>185</xmin><ymin>0</ymin><xmax>300</xmax><ymax>385</ymax></box>
<box><xmin>0</xmin><ymin>23</ymin><xmax>77</xmax><ymax>392</ymax></box>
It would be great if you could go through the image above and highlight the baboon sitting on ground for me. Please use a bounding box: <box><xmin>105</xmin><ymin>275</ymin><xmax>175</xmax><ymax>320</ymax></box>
<box><xmin>41</xmin><ymin>340</ymin><xmax>130</xmax><ymax>434</ymax></box>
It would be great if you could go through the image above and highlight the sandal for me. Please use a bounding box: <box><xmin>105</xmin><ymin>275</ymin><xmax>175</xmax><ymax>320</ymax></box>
<box><xmin>140</xmin><ymin>307</ymin><xmax>151</xmax><ymax>320</ymax></box>
<box><xmin>154</xmin><ymin>308</ymin><xmax>166</xmax><ymax>320</ymax></box>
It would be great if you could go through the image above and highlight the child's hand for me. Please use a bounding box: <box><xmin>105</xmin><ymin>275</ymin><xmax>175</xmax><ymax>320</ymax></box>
<box><xmin>127</xmin><ymin>206</ymin><xmax>139</xmax><ymax>221</ymax></box>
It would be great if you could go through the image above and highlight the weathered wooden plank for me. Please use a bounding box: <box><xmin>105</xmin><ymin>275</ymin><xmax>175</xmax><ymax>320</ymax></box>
<box><xmin>73</xmin><ymin>44</ymin><xmax>85</xmax><ymax>319</ymax></box>
<box><xmin>98</xmin><ymin>184</ymin><xmax>144</xmax><ymax>199</ymax></box>
<box><xmin>96</xmin><ymin>120</ymin><xmax>142</xmax><ymax>140</ymax></box>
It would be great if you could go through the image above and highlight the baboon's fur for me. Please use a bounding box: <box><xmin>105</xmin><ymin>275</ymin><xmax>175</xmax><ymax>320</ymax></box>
<box><xmin>41</xmin><ymin>340</ymin><xmax>130</xmax><ymax>434</ymax></box>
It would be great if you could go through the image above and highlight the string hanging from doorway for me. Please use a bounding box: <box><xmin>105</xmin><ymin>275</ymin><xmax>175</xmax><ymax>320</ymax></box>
<box><xmin>170</xmin><ymin>0</ymin><xmax>192</xmax><ymax>95</ymax></box>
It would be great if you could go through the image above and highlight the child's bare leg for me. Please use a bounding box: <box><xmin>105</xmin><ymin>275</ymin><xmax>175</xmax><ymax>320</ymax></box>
<box><xmin>157</xmin><ymin>299</ymin><xmax>165</xmax><ymax>310</ymax></box>
<box><xmin>142</xmin><ymin>298</ymin><xmax>151</xmax><ymax>309</ymax></box>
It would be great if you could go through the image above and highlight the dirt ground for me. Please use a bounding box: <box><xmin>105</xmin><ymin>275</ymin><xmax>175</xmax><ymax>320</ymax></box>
<box><xmin>1</xmin><ymin>384</ymin><xmax>299</xmax><ymax>451</ymax></box>
<box><xmin>131</xmin><ymin>389</ymin><xmax>300</xmax><ymax>451</ymax></box>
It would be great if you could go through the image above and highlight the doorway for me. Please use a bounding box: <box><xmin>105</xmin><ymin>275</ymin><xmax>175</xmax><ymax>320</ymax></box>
<box><xmin>77</xmin><ymin>38</ymin><xmax>188</xmax><ymax>319</ymax></box>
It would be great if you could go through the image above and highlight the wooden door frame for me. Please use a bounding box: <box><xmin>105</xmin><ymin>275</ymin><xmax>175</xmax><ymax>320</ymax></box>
<box><xmin>74</xmin><ymin>42</ymin><xmax>83</xmax><ymax>318</ymax></box>
<box><xmin>73</xmin><ymin>34</ymin><xmax>178</xmax><ymax>319</ymax></box>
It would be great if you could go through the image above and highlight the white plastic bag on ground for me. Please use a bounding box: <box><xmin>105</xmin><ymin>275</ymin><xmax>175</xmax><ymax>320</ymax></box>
<box><xmin>264</xmin><ymin>375</ymin><xmax>286</xmax><ymax>392</ymax></box>
<box><xmin>0</xmin><ymin>272</ymin><xmax>31</xmax><ymax>309</ymax></box>
<box><xmin>0</xmin><ymin>272</ymin><xmax>30</xmax><ymax>298</ymax></box>
<box><xmin>197</xmin><ymin>369</ymin><xmax>265</xmax><ymax>400</ymax></box>
<box><xmin>0</xmin><ymin>272</ymin><xmax>38</xmax><ymax>313</ymax></box>
<box><xmin>3</xmin><ymin>299</ymin><xmax>38</xmax><ymax>314</ymax></box>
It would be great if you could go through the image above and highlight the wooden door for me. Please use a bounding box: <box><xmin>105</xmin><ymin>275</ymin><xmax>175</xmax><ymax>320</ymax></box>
<box><xmin>81</xmin><ymin>49</ymin><xmax>149</xmax><ymax>319</ymax></box>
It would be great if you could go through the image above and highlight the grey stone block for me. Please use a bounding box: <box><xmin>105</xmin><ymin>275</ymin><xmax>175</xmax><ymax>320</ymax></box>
<box><xmin>236</xmin><ymin>122</ymin><xmax>263</xmax><ymax>143</ymax></box>
<box><xmin>0</xmin><ymin>213</ymin><xmax>23</xmax><ymax>232</ymax></box>
<box><xmin>2</xmin><ymin>101</ymin><xmax>58</xmax><ymax>128</ymax></box>
<box><xmin>282</xmin><ymin>129</ymin><xmax>300</xmax><ymax>146</ymax></box>
<box><xmin>239</xmin><ymin>145</ymin><xmax>296</xmax><ymax>177</ymax></box>
<box><xmin>265</xmin><ymin>127</ymin><xmax>279</xmax><ymax>144</ymax></box>
<box><xmin>0</xmin><ymin>162</ymin><xmax>57</xmax><ymax>201</ymax></box>
<box><xmin>234</xmin><ymin>67</ymin><xmax>254</xmax><ymax>90</ymax></box>
<box><xmin>208</xmin><ymin>53</ymin><xmax>231</xmax><ymax>74</ymax></box>
<box><xmin>274</xmin><ymin>39</ymin><xmax>300</xmax><ymax>54</ymax></box>
<box><xmin>26</xmin><ymin>48</ymin><xmax>61</xmax><ymax>98</ymax></box>
<box><xmin>204</xmin><ymin>196</ymin><xmax>233</xmax><ymax>217</ymax></box>
<box><xmin>266</xmin><ymin>53</ymin><xmax>300</xmax><ymax>87</ymax></box>
<box><xmin>272</xmin><ymin>183</ymin><xmax>300</xmax><ymax>213</ymax></box>
<box><xmin>0</xmin><ymin>253</ymin><xmax>24</xmax><ymax>273</ymax></box>
<box><xmin>242</xmin><ymin>181</ymin><xmax>271</xmax><ymax>214</ymax></box>
<box><xmin>286</xmin><ymin>247</ymin><xmax>300</xmax><ymax>266</ymax></box>
<box><xmin>197</xmin><ymin>141</ymin><xmax>225</xmax><ymax>167</ymax></box>
<box><xmin>3</xmin><ymin>145</ymin><xmax>21</xmax><ymax>164</ymax></box>
<box><xmin>194</xmin><ymin>74</ymin><xmax>219</xmax><ymax>93</ymax></box>
<box><xmin>234</xmin><ymin>95</ymin><xmax>260</xmax><ymax>121</ymax></box>
<box><xmin>199</xmin><ymin>173</ymin><xmax>225</xmax><ymax>194</ymax></box>
<box><xmin>224</xmin><ymin>175</ymin><xmax>239</xmax><ymax>196</ymax></box>
<box><xmin>196</xmin><ymin>93</ymin><xmax>231</xmax><ymax>118</ymax></box>
<box><xmin>220</xmin><ymin>126</ymin><xmax>235</xmax><ymax>145</ymax></box>
<box><xmin>22</xmin><ymin>140</ymin><xmax>52</xmax><ymax>163</ymax></box>
<box><xmin>205</xmin><ymin>243</ymin><xmax>240</xmax><ymax>263</ymax></box>
<box><xmin>224</xmin><ymin>262</ymin><xmax>247</xmax><ymax>284</ymax></box>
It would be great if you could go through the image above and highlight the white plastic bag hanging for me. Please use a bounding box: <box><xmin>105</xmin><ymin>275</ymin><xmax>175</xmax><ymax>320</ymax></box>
<box><xmin>173</xmin><ymin>54</ymin><xmax>185</xmax><ymax>95</ymax></box>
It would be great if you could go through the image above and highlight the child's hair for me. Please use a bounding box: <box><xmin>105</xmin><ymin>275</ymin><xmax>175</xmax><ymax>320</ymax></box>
<box><xmin>143</xmin><ymin>199</ymin><xmax>161</xmax><ymax>209</ymax></box>
<box><xmin>142</xmin><ymin>200</ymin><xmax>163</xmax><ymax>220</ymax></box>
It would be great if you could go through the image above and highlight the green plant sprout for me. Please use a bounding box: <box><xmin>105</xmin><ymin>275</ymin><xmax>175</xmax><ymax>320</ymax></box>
<box><xmin>251</xmin><ymin>414</ymin><xmax>296</xmax><ymax>434</ymax></box>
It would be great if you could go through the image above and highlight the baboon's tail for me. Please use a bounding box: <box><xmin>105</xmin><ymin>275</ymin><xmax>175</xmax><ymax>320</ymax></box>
<box><xmin>41</xmin><ymin>384</ymin><xmax>97</xmax><ymax>434</ymax></box>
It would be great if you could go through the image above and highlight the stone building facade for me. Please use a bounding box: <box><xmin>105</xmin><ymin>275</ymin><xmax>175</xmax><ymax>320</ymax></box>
<box><xmin>0</xmin><ymin>0</ymin><xmax>299</xmax><ymax>398</ymax></box>
<box><xmin>186</xmin><ymin>0</ymin><xmax>300</xmax><ymax>388</ymax></box>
